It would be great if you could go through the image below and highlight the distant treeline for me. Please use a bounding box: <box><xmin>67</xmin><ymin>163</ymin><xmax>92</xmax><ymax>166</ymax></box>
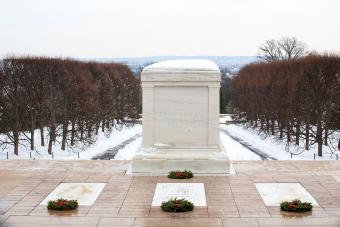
<box><xmin>0</xmin><ymin>57</ymin><xmax>141</xmax><ymax>155</ymax></box>
<box><xmin>231</xmin><ymin>54</ymin><xmax>340</xmax><ymax>156</ymax></box>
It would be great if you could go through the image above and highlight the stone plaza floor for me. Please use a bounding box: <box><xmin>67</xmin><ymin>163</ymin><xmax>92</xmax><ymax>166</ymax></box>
<box><xmin>0</xmin><ymin>160</ymin><xmax>340</xmax><ymax>226</ymax></box>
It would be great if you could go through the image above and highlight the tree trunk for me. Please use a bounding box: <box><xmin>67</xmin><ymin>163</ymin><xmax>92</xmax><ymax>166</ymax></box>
<box><xmin>101</xmin><ymin>119</ymin><xmax>105</xmax><ymax>132</ymax></box>
<box><xmin>61</xmin><ymin>121</ymin><xmax>68</xmax><ymax>150</ymax></box>
<box><xmin>14</xmin><ymin>105</ymin><xmax>19</xmax><ymax>155</ymax></box>
<box><xmin>48</xmin><ymin>125</ymin><xmax>55</xmax><ymax>155</ymax></box>
<box><xmin>279</xmin><ymin>121</ymin><xmax>283</xmax><ymax>139</ymax></box>
<box><xmin>295</xmin><ymin>121</ymin><xmax>300</xmax><ymax>146</ymax></box>
<box><xmin>305</xmin><ymin>120</ymin><xmax>309</xmax><ymax>150</ymax></box>
<box><xmin>324</xmin><ymin>125</ymin><xmax>328</xmax><ymax>146</ymax></box>
<box><xmin>95</xmin><ymin>122</ymin><xmax>100</xmax><ymax>135</ymax></box>
<box><xmin>30</xmin><ymin>108</ymin><xmax>35</xmax><ymax>150</ymax></box>
<box><xmin>87</xmin><ymin>122</ymin><xmax>92</xmax><ymax>138</ymax></box>
<box><xmin>80</xmin><ymin>121</ymin><xmax>84</xmax><ymax>141</ymax></box>
<box><xmin>271</xmin><ymin>119</ymin><xmax>275</xmax><ymax>135</ymax></box>
<box><xmin>316</xmin><ymin>120</ymin><xmax>322</xmax><ymax>157</ymax></box>
<box><xmin>287</xmin><ymin>121</ymin><xmax>291</xmax><ymax>143</ymax></box>
<box><xmin>48</xmin><ymin>86</ymin><xmax>55</xmax><ymax>155</ymax></box>
<box><xmin>40</xmin><ymin>127</ymin><xmax>45</xmax><ymax>146</ymax></box>
<box><xmin>13</xmin><ymin>131</ymin><xmax>19</xmax><ymax>156</ymax></box>
<box><xmin>61</xmin><ymin>100</ymin><xmax>68</xmax><ymax>151</ymax></box>
<box><xmin>71</xmin><ymin>121</ymin><xmax>75</xmax><ymax>146</ymax></box>
<box><xmin>48</xmin><ymin>135</ymin><xmax>53</xmax><ymax>155</ymax></box>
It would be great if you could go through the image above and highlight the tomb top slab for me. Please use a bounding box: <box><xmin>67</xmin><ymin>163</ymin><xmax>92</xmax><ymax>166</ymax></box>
<box><xmin>143</xmin><ymin>59</ymin><xmax>219</xmax><ymax>72</ymax></box>
<box><xmin>142</xmin><ymin>60</ymin><xmax>221</xmax><ymax>82</ymax></box>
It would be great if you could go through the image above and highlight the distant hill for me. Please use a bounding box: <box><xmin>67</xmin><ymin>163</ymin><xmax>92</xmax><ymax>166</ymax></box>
<box><xmin>90</xmin><ymin>56</ymin><xmax>258</xmax><ymax>76</ymax></box>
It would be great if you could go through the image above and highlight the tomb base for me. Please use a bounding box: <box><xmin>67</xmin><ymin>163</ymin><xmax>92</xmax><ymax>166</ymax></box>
<box><xmin>131</xmin><ymin>143</ymin><xmax>230</xmax><ymax>174</ymax></box>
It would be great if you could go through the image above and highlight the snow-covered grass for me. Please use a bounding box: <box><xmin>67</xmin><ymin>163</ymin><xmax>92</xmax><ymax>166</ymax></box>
<box><xmin>219</xmin><ymin>114</ymin><xmax>233</xmax><ymax>123</ymax></box>
<box><xmin>1</xmin><ymin>118</ymin><xmax>338</xmax><ymax>161</ymax></box>
<box><xmin>221</xmin><ymin>124</ymin><xmax>339</xmax><ymax>160</ymax></box>
<box><xmin>0</xmin><ymin>124</ymin><xmax>142</xmax><ymax>160</ymax></box>
<box><xmin>220</xmin><ymin>132</ymin><xmax>261</xmax><ymax>160</ymax></box>
<box><xmin>114</xmin><ymin>137</ymin><xmax>141</xmax><ymax>160</ymax></box>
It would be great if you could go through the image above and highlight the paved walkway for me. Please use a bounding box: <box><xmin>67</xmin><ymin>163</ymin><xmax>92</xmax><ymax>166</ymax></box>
<box><xmin>0</xmin><ymin>160</ymin><xmax>340</xmax><ymax>226</ymax></box>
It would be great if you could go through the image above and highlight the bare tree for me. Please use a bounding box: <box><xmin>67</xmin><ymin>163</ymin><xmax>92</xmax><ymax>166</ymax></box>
<box><xmin>258</xmin><ymin>37</ymin><xmax>308</xmax><ymax>62</ymax></box>
<box><xmin>258</xmin><ymin>39</ymin><xmax>282</xmax><ymax>62</ymax></box>
<box><xmin>278</xmin><ymin>37</ymin><xmax>308</xmax><ymax>60</ymax></box>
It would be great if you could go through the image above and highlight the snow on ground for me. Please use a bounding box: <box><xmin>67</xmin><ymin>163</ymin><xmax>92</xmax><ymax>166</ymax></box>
<box><xmin>220</xmin><ymin>132</ymin><xmax>261</xmax><ymax>160</ymax></box>
<box><xmin>220</xmin><ymin>114</ymin><xmax>233</xmax><ymax>123</ymax></box>
<box><xmin>1</xmin><ymin>118</ymin><xmax>338</xmax><ymax>161</ymax></box>
<box><xmin>221</xmin><ymin>124</ymin><xmax>339</xmax><ymax>160</ymax></box>
<box><xmin>114</xmin><ymin>131</ymin><xmax>262</xmax><ymax>161</ymax></box>
<box><xmin>143</xmin><ymin>59</ymin><xmax>219</xmax><ymax>71</ymax></box>
<box><xmin>114</xmin><ymin>137</ymin><xmax>141</xmax><ymax>160</ymax></box>
<box><xmin>0</xmin><ymin>124</ymin><xmax>142</xmax><ymax>160</ymax></box>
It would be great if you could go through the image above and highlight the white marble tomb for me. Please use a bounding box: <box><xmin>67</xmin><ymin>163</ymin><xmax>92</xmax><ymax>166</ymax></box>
<box><xmin>131</xmin><ymin>60</ymin><xmax>230</xmax><ymax>174</ymax></box>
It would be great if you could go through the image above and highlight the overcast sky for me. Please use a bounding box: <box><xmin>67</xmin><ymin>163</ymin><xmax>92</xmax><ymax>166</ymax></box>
<box><xmin>1</xmin><ymin>0</ymin><xmax>339</xmax><ymax>58</ymax></box>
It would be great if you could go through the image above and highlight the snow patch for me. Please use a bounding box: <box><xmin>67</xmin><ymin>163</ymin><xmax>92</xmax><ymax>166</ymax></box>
<box><xmin>143</xmin><ymin>59</ymin><xmax>219</xmax><ymax>72</ymax></box>
<box><xmin>221</xmin><ymin>133</ymin><xmax>261</xmax><ymax>160</ymax></box>
<box><xmin>221</xmin><ymin>124</ymin><xmax>338</xmax><ymax>160</ymax></box>
<box><xmin>0</xmin><ymin>124</ymin><xmax>142</xmax><ymax>160</ymax></box>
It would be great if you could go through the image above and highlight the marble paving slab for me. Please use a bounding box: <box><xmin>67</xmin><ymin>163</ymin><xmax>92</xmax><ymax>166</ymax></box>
<box><xmin>333</xmin><ymin>176</ymin><xmax>340</xmax><ymax>183</ymax></box>
<box><xmin>152</xmin><ymin>183</ymin><xmax>206</xmax><ymax>206</ymax></box>
<box><xmin>255</xmin><ymin>183</ymin><xmax>318</xmax><ymax>206</ymax></box>
<box><xmin>41</xmin><ymin>183</ymin><xmax>106</xmax><ymax>206</ymax></box>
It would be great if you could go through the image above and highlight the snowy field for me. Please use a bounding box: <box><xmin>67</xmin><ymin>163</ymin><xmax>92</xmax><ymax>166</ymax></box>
<box><xmin>219</xmin><ymin>114</ymin><xmax>233</xmax><ymax>123</ymax></box>
<box><xmin>0</xmin><ymin>124</ymin><xmax>142</xmax><ymax>160</ymax></box>
<box><xmin>220</xmin><ymin>132</ymin><xmax>261</xmax><ymax>160</ymax></box>
<box><xmin>221</xmin><ymin>124</ymin><xmax>339</xmax><ymax>160</ymax></box>
<box><xmin>1</xmin><ymin>118</ymin><xmax>338</xmax><ymax>160</ymax></box>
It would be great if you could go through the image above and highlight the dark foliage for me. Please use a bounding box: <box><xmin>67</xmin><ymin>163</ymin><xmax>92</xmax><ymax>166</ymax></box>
<box><xmin>47</xmin><ymin>198</ymin><xmax>79</xmax><ymax>211</ymax></box>
<box><xmin>280</xmin><ymin>199</ymin><xmax>313</xmax><ymax>213</ymax></box>
<box><xmin>168</xmin><ymin>170</ymin><xmax>193</xmax><ymax>179</ymax></box>
<box><xmin>161</xmin><ymin>198</ymin><xmax>194</xmax><ymax>212</ymax></box>
<box><xmin>230</xmin><ymin>54</ymin><xmax>340</xmax><ymax>157</ymax></box>
<box><xmin>0</xmin><ymin>57</ymin><xmax>141</xmax><ymax>155</ymax></box>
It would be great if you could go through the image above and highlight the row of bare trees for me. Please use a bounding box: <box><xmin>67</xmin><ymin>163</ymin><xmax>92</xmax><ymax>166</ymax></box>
<box><xmin>231</xmin><ymin>54</ymin><xmax>340</xmax><ymax>157</ymax></box>
<box><xmin>0</xmin><ymin>57</ymin><xmax>141</xmax><ymax>156</ymax></box>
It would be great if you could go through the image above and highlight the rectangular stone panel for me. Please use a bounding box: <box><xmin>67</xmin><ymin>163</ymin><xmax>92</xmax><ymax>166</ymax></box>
<box><xmin>152</xmin><ymin>183</ymin><xmax>206</xmax><ymax>206</ymax></box>
<box><xmin>41</xmin><ymin>183</ymin><xmax>105</xmax><ymax>206</ymax></box>
<box><xmin>153</xmin><ymin>86</ymin><xmax>208</xmax><ymax>148</ymax></box>
<box><xmin>255</xmin><ymin>183</ymin><xmax>318</xmax><ymax>206</ymax></box>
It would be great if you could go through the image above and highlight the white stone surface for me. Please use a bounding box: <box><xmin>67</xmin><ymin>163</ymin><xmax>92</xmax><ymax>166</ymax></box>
<box><xmin>132</xmin><ymin>59</ymin><xmax>229</xmax><ymax>174</ymax></box>
<box><xmin>255</xmin><ymin>183</ymin><xmax>318</xmax><ymax>206</ymax></box>
<box><xmin>41</xmin><ymin>183</ymin><xmax>105</xmax><ymax>206</ymax></box>
<box><xmin>154</xmin><ymin>86</ymin><xmax>209</xmax><ymax>147</ymax></box>
<box><xmin>333</xmin><ymin>176</ymin><xmax>340</xmax><ymax>183</ymax></box>
<box><xmin>152</xmin><ymin>183</ymin><xmax>206</xmax><ymax>206</ymax></box>
<box><xmin>143</xmin><ymin>59</ymin><xmax>219</xmax><ymax>72</ymax></box>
